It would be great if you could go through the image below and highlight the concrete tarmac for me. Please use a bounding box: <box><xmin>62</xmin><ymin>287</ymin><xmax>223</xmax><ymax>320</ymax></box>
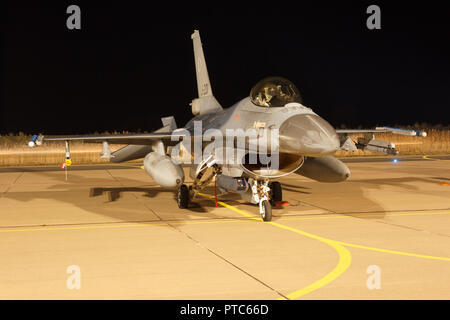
<box><xmin>0</xmin><ymin>156</ymin><xmax>449</xmax><ymax>299</ymax></box>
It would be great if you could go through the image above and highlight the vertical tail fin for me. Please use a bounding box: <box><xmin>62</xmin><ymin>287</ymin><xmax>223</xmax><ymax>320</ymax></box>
<box><xmin>190</xmin><ymin>30</ymin><xmax>222</xmax><ymax>115</ymax></box>
<box><xmin>191</xmin><ymin>30</ymin><xmax>213</xmax><ymax>97</ymax></box>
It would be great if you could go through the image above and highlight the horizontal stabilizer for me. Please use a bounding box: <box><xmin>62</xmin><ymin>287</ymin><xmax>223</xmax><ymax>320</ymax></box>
<box><xmin>161</xmin><ymin>116</ymin><xmax>177</xmax><ymax>131</ymax></box>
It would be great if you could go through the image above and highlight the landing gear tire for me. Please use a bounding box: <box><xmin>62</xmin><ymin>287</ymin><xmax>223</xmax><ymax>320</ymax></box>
<box><xmin>270</xmin><ymin>181</ymin><xmax>282</xmax><ymax>205</ymax></box>
<box><xmin>177</xmin><ymin>184</ymin><xmax>189</xmax><ymax>209</ymax></box>
<box><xmin>261</xmin><ymin>200</ymin><xmax>272</xmax><ymax>222</ymax></box>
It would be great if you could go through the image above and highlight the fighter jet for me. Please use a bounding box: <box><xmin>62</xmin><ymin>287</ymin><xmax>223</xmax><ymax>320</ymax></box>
<box><xmin>28</xmin><ymin>30</ymin><xmax>427</xmax><ymax>221</ymax></box>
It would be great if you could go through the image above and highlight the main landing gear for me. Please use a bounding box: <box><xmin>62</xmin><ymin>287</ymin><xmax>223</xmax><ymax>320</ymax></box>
<box><xmin>177</xmin><ymin>184</ymin><xmax>190</xmax><ymax>209</ymax></box>
<box><xmin>177</xmin><ymin>154</ymin><xmax>220</xmax><ymax>209</ymax></box>
<box><xmin>269</xmin><ymin>181</ymin><xmax>282</xmax><ymax>205</ymax></box>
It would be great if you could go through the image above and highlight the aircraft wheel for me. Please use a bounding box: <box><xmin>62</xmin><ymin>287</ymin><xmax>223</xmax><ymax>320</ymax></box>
<box><xmin>177</xmin><ymin>184</ymin><xmax>189</xmax><ymax>209</ymax></box>
<box><xmin>261</xmin><ymin>200</ymin><xmax>272</xmax><ymax>222</ymax></box>
<box><xmin>270</xmin><ymin>181</ymin><xmax>282</xmax><ymax>204</ymax></box>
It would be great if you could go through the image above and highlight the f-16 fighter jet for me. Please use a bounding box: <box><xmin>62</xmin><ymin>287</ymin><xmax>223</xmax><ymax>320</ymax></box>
<box><xmin>29</xmin><ymin>30</ymin><xmax>426</xmax><ymax>221</ymax></box>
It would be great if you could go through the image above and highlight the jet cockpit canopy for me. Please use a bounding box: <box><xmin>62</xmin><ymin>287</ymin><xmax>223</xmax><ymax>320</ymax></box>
<box><xmin>250</xmin><ymin>77</ymin><xmax>302</xmax><ymax>108</ymax></box>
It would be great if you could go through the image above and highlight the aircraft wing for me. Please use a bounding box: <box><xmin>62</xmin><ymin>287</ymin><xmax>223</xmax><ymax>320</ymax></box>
<box><xmin>31</xmin><ymin>132</ymin><xmax>187</xmax><ymax>146</ymax></box>
<box><xmin>335</xmin><ymin>126</ymin><xmax>427</xmax><ymax>155</ymax></box>
<box><xmin>28</xmin><ymin>116</ymin><xmax>192</xmax><ymax>147</ymax></box>
<box><xmin>336</xmin><ymin>126</ymin><xmax>427</xmax><ymax>137</ymax></box>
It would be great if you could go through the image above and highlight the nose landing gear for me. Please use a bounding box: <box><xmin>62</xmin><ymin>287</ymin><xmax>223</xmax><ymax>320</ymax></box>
<box><xmin>249</xmin><ymin>179</ymin><xmax>273</xmax><ymax>221</ymax></box>
<box><xmin>260</xmin><ymin>199</ymin><xmax>272</xmax><ymax>222</ymax></box>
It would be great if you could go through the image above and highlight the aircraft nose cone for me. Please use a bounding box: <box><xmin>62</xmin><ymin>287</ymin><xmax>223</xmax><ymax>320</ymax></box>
<box><xmin>279</xmin><ymin>114</ymin><xmax>340</xmax><ymax>156</ymax></box>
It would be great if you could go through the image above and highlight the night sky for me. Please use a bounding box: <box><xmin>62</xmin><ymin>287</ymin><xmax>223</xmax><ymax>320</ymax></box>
<box><xmin>3</xmin><ymin>2</ymin><xmax>450</xmax><ymax>134</ymax></box>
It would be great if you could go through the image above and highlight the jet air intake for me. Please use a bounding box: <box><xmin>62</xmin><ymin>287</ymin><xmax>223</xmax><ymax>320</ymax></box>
<box><xmin>143</xmin><ymin>152</ymin><xmax>184</xmax><ymax>188</ymax></box>
<box><xmin>240</xmin><ymin>153</ymin><xmax>305</xmax><ymax>178</ymax></box>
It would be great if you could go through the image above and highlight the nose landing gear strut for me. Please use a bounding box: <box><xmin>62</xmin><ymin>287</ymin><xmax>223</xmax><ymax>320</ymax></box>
<box><xmin>249</xmin><ymin>179</ymin><xmax>272</xmax><ymax>221</ymax></box>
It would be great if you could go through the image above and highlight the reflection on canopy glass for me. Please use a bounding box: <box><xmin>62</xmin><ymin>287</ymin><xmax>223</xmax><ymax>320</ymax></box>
<box><xmin>250</xmin><ymin>77</ymin><xmax>302</xmax><ymax>108</ymax></box>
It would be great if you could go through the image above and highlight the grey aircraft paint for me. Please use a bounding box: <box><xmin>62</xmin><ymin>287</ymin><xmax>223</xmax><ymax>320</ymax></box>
<box><xmin>28</xmin><ymin>30</ymin><xmax>427</xmax><ymax>221</ymax></box>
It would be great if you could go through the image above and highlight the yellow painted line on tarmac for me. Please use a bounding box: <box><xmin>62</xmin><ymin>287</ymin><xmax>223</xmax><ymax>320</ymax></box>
<box><xmin>198</xmin><ymin>193</ymin><xmax>352</xmax><ymax>300</ymax></box>
<box><xmin>0</xmin><ymin>223</ymin><xmax>154</xmax><ymax>233</ymax></box>
<box><xmin>198</xmin><ymin>193</ymin><xmax>450</xmax><ymax>299</ymax></box>
<box><xmin>421</xmin><ymin>155</ymin><xmax>450</xmax><ymax>183</ymax></box>
<box><xmin>2</xmin><ymin>189</ymin><xmax>449</xmax><ymax>298</ymax></box>
<box><xmin>333</xmin><ymin>240</ymin><xmax>450</xmax><ymax>262</ymax></box>
<box><xmin>2</xmin><ymin>209</ymin><xmax>448</xmax><ymax>234</ymax></box>
<box><xmin>270</xmin><ymin>222</ymin><xmax>352</xmax><ymax>300</ymax></box>
<box><xmin>0</xmin><ymin>218</ymin><xmax>247</xmax><ymax>234</ymax></box>
<box><xmin>2</xmin><ymin>209</ymin><xmax>447</xmax><ymax>235</ymax></box>
<box><xmin>277</xmin><ymin>210</ymin><xmax>450</xmax><ymax>222</ymax></box>
<box><xmin>198</xmin><ymin>194</ymin><xmax>259</xmax><ymax>221</ymax></box>
<box><xmin>423</xmin><ymin>155</ymin><xmax>450</xmax><ymax>162</ymax></box>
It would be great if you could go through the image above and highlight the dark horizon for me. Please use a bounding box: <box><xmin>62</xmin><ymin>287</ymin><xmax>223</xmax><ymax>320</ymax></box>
<box><xmin>3</xmin><ymin>2</ymin><xmax>450</xmax><ymax>135</ymax></box>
